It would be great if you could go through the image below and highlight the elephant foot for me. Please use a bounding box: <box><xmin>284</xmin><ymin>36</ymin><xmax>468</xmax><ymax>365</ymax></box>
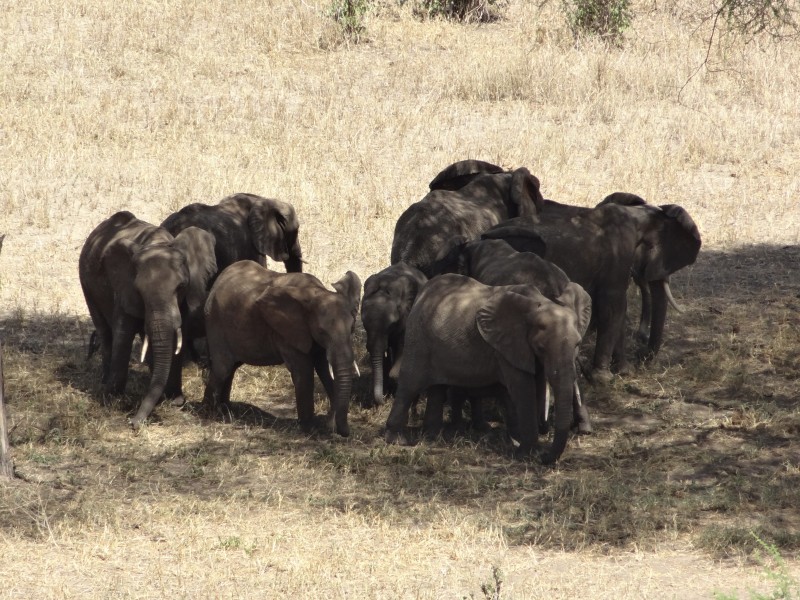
<box><xmin>614</xmin><ymin>362</ymin><xmax>634</xmax><ymax>376</ymax></box>
<box><xmin>385</xmin><ymin>428</ymin><xmax>414</xmax><ymax>446</ymax></box>
<box><xmin>169</xmin><ymin>394</ymin><xmax>186</xmax><ymax>408</ymax></box>
<box><xmin>512</xmin><ymin>443</ymin><xmax>541</xmax><ymax>461</ymax></box>
<box><xmin>335</xmin><ymin>421</ymin><xmax>351</xmax><ymax>438</ymax></box>
<box><xmin>371</xmin><ymin>395</ymin><xmax>385</xmax><ymax>408</ymax></box>
<box><xmin>538</xmin><ymin>421</ymin><xmax>550</xmax><ymax>435</ymax></box>
<box><xmin>591</xmin><ymin>368</ymin><xmax>614</xmax><ymax>385</ymax></box>
<box><xmin>299</xmin><ymin>418</ymin><xmax>316</xmax><ymax>434</ymax></box>
<box><xmin>129</xmin><ymin>414</ymin><xmax>146</xmax><ymax>432</ymax></box>
<box><xmin>572</xmin><ymin>419</ymin><xmax>593</xmax><ymax>435</ymax></box>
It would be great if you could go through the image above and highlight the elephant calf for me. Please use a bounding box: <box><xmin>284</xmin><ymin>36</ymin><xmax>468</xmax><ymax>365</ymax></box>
<box><xmin>385</xmin><ymin>274</ymin><xmax>586</xmax><ymax>464</ymax></box>
<box><xmin>203</xmin><ymin>261</ymin><xmax>361</xmax><ymax>436</ymax></box>
<box><xmin>360</xmin><ymin>262</ymin><xmax>428</xmax><ymax>407</ymax></box>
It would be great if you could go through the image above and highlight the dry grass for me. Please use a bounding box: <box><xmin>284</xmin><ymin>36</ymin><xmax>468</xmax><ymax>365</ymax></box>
<box><xmin>1</xmin><ymin>0</ymin><xmax>800</xmax><ymax>597</ymax></box>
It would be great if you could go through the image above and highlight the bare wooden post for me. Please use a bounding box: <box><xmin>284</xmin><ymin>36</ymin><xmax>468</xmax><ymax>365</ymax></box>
<box><xmin>0</xmin><ymin>343</ymin><xmax>13</xmax><ymax>479</ymax></box>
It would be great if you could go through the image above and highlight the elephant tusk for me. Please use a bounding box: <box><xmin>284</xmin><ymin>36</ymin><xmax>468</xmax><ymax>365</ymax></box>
<box><xmin>140</xmin><ymin>336</ymin><xmax>149</xmax><ymax>363</ymax></box>
<box><xmin>174</xmin><ymin>327</ymin><xmax>183</xmax><ymax>355</ymax></box>
<box><xmin>544</xmin><ymin>384</ymin><xmax>551</xmax><ymax>423</ymax></box>
<box><xmin>663</xmin><ymin>280</ymin><xmax>685</xmax><ymax>313</ymax></box>
<box><xmin>353</xmin><ymin>361</ymin><xmax>360</xmax><ymax>377</ymax></box>
<box><xmin>574</xmin><ymin>381</ymin><xmax>582</xmax><ymax>407</ymax></box>
<box><xmin>328</xmin><ymin>363</ymin><xmax>335</xmax><ymax>381</ymax></box>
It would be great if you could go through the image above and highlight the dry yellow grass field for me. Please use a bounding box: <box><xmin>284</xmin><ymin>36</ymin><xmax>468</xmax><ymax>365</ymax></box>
<box><xmin>1</xmin><ymin>0</ymin><xmax>799</xmax><ymax>597</ymax></box>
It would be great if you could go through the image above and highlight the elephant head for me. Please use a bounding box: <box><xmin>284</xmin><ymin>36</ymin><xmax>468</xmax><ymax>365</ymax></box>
<box><xmin>476</xmin><ymin>288</ymin><xmax>583</xmax><ymax>464</ymax></box>
<box><xmin>256</xmin><ymin>271</ymin><xmax>361</xmax><ymax>436</ymax></box>
<box><xmin>599</xmin><ymin>193</ymin><xmax>702</xmax><ymax>357</ymax></box>
<box><xmin>103</xmin><ymin>227</ymin><xmax>217</xmax><ymax>428</ymax></box>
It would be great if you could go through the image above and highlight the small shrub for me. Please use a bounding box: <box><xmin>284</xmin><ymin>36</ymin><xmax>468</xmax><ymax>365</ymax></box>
<box><xmin>564</xmin><ymin>0</ymin><xmax>632</xmax><ymax>44</ymax></box>
<box><xmin>328</xmin><ymin>0</ymin><xmax>369</xmax><ymax>42</ymax></box>
<box><xmin>416</xmin><ymin>0</ymin><xmax>499</xmax><ymax>22</ymax></box>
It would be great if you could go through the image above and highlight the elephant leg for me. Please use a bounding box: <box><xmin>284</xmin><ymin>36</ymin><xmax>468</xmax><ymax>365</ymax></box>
<box><xmin>469</xmin><ymin>395</ymin><xmax>489</xmax><ymax>432</ymax></box>
<box><xmin>535</xmin><ymin>358</ymin><xmax>548</xmax><ymax>435</ymax></box>
<box><xmin>106</xmin><ymin>311</ymin><xmax>138</xmax><ymax>395</ymax></box>
<box><xmin>164</xmin><ymin>351</ymin><xmax>185</xmax><ymax>407</ymax></box>
<box><xmin>203</xmin><ymin>355</ymin><xmax>236</xmax><ymax>415</ymax></box>
<box><xmin>86</xmin><ymin>303</ymin><xmax>113</xmax><ymax>383</ymax></box>
<box><xmin>422</xmin><ymin>385</ymin><xmax>447</xmax><ymax>441</ymax></box>
<box><xmin>287</xmin><ymin>354</ymin><xmax>316</xmax><ymax>432</ymax></box>
<box><xmin>447</xmin><ymin>387</ymin><xmax>466</xmax><ymax>429</ymax></box>
<box><xmin>501</xmin><ymin>365</ymin><xmax>539</xmax><ymax>458</ymax></box>
<box><xmin>572</xmin><ymin>381</ymin><xmax>592</xmax><ymax>434</ymax></box>
<box><xmin>637</xmin><ymin>279</ymin><xmax>652</xmax><ymax>345</ymax></box>
<box><xmin>643</xmin><ymin>279</ymin><xmax>668</xmax><ymax>360</ymax></box>
<box><xmin>593</xmin><ymin>291</ymin><xmax>628</xmax><ymax>380</ymax></box>
<box><xmin>385</xmin><ymin>379</ymin><xmax>425</xmax><ymax>445</ymax></box>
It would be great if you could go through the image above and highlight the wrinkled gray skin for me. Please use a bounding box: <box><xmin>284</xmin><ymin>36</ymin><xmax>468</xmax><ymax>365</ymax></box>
<box><xmin>483</xmin><ymin>195</ymin><xmax>701</xmax><ymax>379</ymax></box>
<box><xmin>203</xmin><ymin>261</ymin><xmax>361</xmax><ymax>436</ymax></box>
<box><xmin>390</xmin><ymin>160</ymin><xmax>543</xmax><ymax>278</ymax></box>
<box><xmin>434</xmin><ymin>238</ymin><xmax>593</xmax><ymax>434</ymax></box>
<box><xmin>79</xmin><ymin>211</ymin><xmax>217</xmax><ymax>430</ymax></box>
<box><xmin>597</xmin><ymin>193</ymin><xmax>702</xmax><ymax>360</ymax></box>
<box><xmin>162</xmin><ymin>193</ymin><xmax>303</xmax><ymax>277</ymax></box>
<box><xmin>385</xmin><ymin>274</ymin><xmax>585</xmax><ymax>464</ymax></box>
<box><xmin>360</xmin><ymin>262</ymin><xmax>428</xmax><ymax>407</ymax></box>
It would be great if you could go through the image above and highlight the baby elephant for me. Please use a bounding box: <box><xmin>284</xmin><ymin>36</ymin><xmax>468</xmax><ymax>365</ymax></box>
<box><xmin>385</xmin><ymin>274</ymin><xmax>588</xmax><ymax>464</ymax></box>
<box><xmin>360</xmin><ymin>262</ymin><xmax>428</xmax><ymax>407</ymax></box>
<box><xmin>203</xmin><ymin>261</ymin><xmax>361</xmax><ymax>436</ymax></box>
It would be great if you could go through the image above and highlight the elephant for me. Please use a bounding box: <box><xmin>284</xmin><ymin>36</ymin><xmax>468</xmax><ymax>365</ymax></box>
<box><xmin>432</xmin><ymin>237</ymin><xmax>593</xmax><ymax>433</ymax></box>
<box><xmin>390</xmin><ymin>160</ymin><xmax>543</xmax><ymax>278</ymax></box>
<box><xmin>597</xmin><ymin>192</ymin><xmax>701</xmax><ymax>359</ymax></box>
<box><xmin>385</xmin><ymin>274</ymin><xmax>586</xmax><ymax>464</ymax></box>
<box><xmin>482</xmin><ymin>194</ymin><xmax>701</xmax><ymax>378</ymax></box>
<box><xmin>360</xmin><ymin>262</ymin><xmax>428</xmax><ymax>407</ymax></box>
<box><xmin>79</xmin><ymin>211</ymin><xmax>218</xmax><ymax>429</ymax></box>
<box><xmin>203</xmin><ymin>261</ymin><xmax>361</xmax><ymax>436</ymax></box>
<box><xmin>161</xmin><ymin>193</ymin><xmax>303</xmax><ymax>278</ymax></box>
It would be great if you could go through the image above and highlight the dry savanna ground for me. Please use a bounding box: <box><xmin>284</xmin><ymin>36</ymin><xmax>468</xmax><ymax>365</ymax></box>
<box><xmin>1</xmin><ymin>0</ymin><xmax>799</xmax><ymax>597</ymax></box>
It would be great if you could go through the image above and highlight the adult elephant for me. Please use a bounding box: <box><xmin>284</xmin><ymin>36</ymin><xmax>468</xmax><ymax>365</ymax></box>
<box><xmin>390</xmin><ymin>160</ymin><xmax>543</xmax><ymax>277</ymax></box>
<box><xmin>434</xmin><ymin>237</ymin><xmax>593</xmax><ymax>433</ymax></box>
<box><xmin>385</xmin><ymin>275</ymin><xmax>586</xmax><ymax>464</ymax></box>
<box><xmin>597</xmin><ymin>193</ymin><xmax>701</xmax><ymax>360</ymax></box>
<box><xmin>482</xmin><ymin>194</ymin><xmax>701</xmax><ymax>378</ymax></box>
<box><xmin>79</xmin><ymin>211</ymin><xmax>218</xmax><ymax>429</ymax></box>
<box><xmin>203</xmin><ymin>261</ymin><xmax>361</xmax><ymax>436</ymax></box>
<box><xmin>161</xmin><ymin>193</ymin><xmax>303</xmax><ymax>277</ymax></box>
<box><xmin>360</xmin><ymin>262</ymin><xmax>428</xmax><ymax>407</ymax></box>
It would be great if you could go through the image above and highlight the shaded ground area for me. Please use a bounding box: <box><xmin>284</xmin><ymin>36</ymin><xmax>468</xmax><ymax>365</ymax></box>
<box><xmin>0</xmin><ymin>244</ymin><xmax>798</xmax><ymax>561</ymax></box>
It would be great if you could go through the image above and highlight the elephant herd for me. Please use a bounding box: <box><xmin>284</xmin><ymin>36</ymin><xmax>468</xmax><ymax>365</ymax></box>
<box><xmin>79</xmin><ymin>160</ymin><xmax>701</xmax><ymax>463</ymax></box>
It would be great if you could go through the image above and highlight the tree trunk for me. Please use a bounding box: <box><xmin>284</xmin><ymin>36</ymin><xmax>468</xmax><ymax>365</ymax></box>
<box><xmin>0</xmin><ymin>343</ymin><xmax>14</xmax><ymax>479</ymax></box>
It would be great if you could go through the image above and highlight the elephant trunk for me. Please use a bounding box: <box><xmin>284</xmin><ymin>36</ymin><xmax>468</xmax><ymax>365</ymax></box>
<box><xmin>645</xmin><ymin>280</ymin><xmax>669</xmax><ymax>359</ymax></box>
<box><xmin>370</xmin><ymin>351</ymin><xmax>386</xmax><ymax>406</ymax></box>
<box><xmin>542</xmin><ymin>367</ymin><xmax>576</xmax><ymax>465</ymax></box>
<box><xmin>331</xmin><ymin>358</ymin><xmax>353</xmax><ymax>437</ymax></box>
<box><xmin>130</xmin><ymin>314</ymin><xmax>178</xmax><ymax>430</ymax></box>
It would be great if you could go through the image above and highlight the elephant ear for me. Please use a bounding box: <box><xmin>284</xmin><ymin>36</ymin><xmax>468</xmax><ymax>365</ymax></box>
<box><xmin>428</xmin><ymin>160</ymin><xmax>505</xmax><ymax>191</ymax></box>
<box><xmin>597</xmin><ymin>192</ymin><xmax>647</xmax><ymax>207</ymax></box>
<box><xmin>102</xmin><ymin>238</ymin><xmax>144</xmax><ymax>317</ymax></box>
<box><xmin>642</xmin><ymin>204</ymin><xmax>702</xmax><ymax>281</ymax></box>
<box><xmin>332</xmin><ymin>271</ymin><xmax>362</xmax><ymax>319</ymax></box>
<box><xmin>256</xmin><ymin>287</ymin><xmax>314</xmax><ymax>353</ymax></box>
<box><xmin>476</xmin><ymin>291</ymin><xmax>538</xmax><ymax>374</ymax></box>
<box><xmin>428</xmin><ymin>240</ymin><xmax>468</xmax><ymax>276</ymax></box>
<box><xmin>556</xmin><ymin>282</ymin><xmax>592</xmax><ymax>338</ymax></box>
<box><xmin>172</xmin><ymin>226</ymin><xmax>218</xmax><ymax>315</ymax></box>
<box><xmin>509</xmin><ymin>168</ymin><xmax>544</xmax><ymax>217</ymax></box>
<box><xmin>248</xmin><ymin>198</ymin><xmax>288</xmax><ymax>261</ymax></box>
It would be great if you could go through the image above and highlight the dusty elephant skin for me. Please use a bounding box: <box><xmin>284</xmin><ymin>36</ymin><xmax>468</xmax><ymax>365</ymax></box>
<box><xmin>161</xmin><ymin>192</ymin><xmax>304</xmax><ymax>277</ymax></box>
<box><xmin>390</xmin><ymin>160</ymin><xmax>543</xmax><ymax>278</ymax></box>
<box><xmin>435</xmin><ymin>238</ymin><xmax>593</xmax><ymax>434</ymax></box>
<box><xmin>483</xmin><ymin>194</ymin><xmax>701</xmax><ymax>378</ymax></box>
<box><xmin>203</xmin><ymin>261</ymin><xmax>361</xmax><ymax>436</ymax></box>
<box><xmin>385</xmin><ymin>274</ymin><xmax>584</xmax><ymax>464</ymax></box>
<box><xmin>79</xmin><ymin>211</ymin><xmax>218</xmax><ymax>430</ymax></box>
<box><xmin>360</xmin><ymin>262</ymin><xmax>428</xmax><ymax>407</ymax></box>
